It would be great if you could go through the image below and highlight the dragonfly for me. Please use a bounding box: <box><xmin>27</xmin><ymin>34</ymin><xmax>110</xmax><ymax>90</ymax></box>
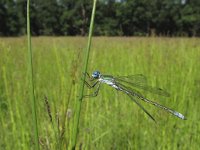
<box><xmin>83</xmin><ymin>71</ymin><xmax>186</xmax><ymax>122</ymax></box>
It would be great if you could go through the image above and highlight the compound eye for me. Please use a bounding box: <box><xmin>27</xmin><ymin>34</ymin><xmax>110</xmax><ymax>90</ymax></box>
<box><xmin>92</xmin><ymin>71</ymin><xmax>100</xmax><ymax>78</ymax></box>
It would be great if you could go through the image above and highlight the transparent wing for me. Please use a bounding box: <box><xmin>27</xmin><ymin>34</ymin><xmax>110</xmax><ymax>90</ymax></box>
<box><xmin>115</xmin><ymin>82</ymin><xmax>156</xmax><ymax>122</ymax></box>
<box><xmin>116</xmin><ymin>82</ymin><xmax>186</xmax><ymax>120</ymax></box>
<box><xmin>127</xmin><ymin>94</ymin><xmax>156</xmax><ymax>122</ymax></box>
<box><xmin>114</xmin><ymin>74</ymin><xmax>170</xmax><ymax>97</ymax></box>
<box><xmin>115</xmin><ymin>74</ymin><xmax>147</xmax><ymax>84</ymax></box>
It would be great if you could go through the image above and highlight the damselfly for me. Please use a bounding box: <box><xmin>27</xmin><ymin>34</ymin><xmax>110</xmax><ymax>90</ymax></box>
<box><xmin>83</xmin><ymin>71</ymin><xmax>186</xmax><ymax>122</ymax></box>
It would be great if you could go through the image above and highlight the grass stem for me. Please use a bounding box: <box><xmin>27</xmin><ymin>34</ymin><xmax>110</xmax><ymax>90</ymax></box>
<box><xmin>27</xmin><ymin>0</ymin><xmax>40</xmax><ymax>149</ymax></box>
<box><xmin>71</xmin><ymin>0</ymin><xmax>97</xmax><ymax>149</ymax></box>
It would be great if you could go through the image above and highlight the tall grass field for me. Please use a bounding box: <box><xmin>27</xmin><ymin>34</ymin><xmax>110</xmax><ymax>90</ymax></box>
<box><xmin>0</xmin><ymin>37</ymin><xmax>199</xmax><ymax>149</ymax></box>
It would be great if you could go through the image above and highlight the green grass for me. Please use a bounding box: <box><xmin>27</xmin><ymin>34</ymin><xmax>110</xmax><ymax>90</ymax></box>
<box><xmin>72</xmin><ymin>0</ymin><xmax>97</xmax><ymax>149</ymax></box>
<box><xmin>0</xmin><ymin>37</ymin><xmax>199</xmax><ymax>149</ymax></box>
<box><xmin>27</xmin><ymin>0</ymin><xmax>39</xmax><ymax>149</ymax></box>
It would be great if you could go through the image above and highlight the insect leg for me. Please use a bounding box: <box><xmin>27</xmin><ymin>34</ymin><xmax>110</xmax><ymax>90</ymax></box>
<box><xmin>83</xmin><ymin>83</ymin><xmax>101</xmax><ymax>98</ymax></box>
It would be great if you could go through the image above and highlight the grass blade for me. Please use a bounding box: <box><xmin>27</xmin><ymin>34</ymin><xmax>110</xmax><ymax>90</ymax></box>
<box><xmin>72</xmin><ymin>0</ymin><xmax>97</xmax><ymax>149</ymax></box>
<box><xmin>27</xmin><ymin>0</ymin><xmax>40</xmax><ymax>149</ymax></box>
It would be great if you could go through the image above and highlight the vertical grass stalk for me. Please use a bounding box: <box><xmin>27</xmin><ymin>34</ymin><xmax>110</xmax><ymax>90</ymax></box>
<box><xmin>27</xmin><ymin>0</ymin><xmax>40</xmax><ymax>149</ymax></box>
<box><xmin>72</xmin><ymin>0</ymin><xmax>97</xmax><ymax>149</ymax></box>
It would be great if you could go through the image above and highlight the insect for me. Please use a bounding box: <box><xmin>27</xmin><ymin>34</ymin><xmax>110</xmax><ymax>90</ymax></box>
<box><xmin>83</xmin><ymin>71</ymin><xmax>186</xmax><ymax>122</ymax></box>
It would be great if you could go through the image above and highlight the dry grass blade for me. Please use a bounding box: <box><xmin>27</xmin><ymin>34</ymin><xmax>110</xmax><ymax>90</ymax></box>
<box><xmin>44</xmin><ymin>96</ymin><xmax>53</xmax><ymax>123</ymax></box>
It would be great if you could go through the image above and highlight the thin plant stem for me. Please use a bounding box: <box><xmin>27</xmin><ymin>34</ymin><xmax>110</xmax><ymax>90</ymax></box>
<box><xmin>27</xmin><ymin>0</ymin><xmax>40</xmax><ymax>149</ymax></box>
<box><xmin>71</xmin><ymin>0</ymin><xmax>97</xmax><ymax>149</ymax></box>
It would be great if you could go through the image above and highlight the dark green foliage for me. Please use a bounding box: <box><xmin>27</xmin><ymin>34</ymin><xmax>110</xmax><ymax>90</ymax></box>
<box><xmin>0</xmin><ymin>0</ymin><xmax>23</xmax><ymax>36</ymax></box>
<box><xmin>0</xmin><ymin>0</ymin><xmax>200</xmax><ymax>36</ymax></box>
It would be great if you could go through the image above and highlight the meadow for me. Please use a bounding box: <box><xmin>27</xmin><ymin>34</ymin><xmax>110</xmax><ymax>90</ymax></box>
<box><xmin>0</xmin><ymin>37</ymin><xmax>199</xmax><ymax>150</ymax></box>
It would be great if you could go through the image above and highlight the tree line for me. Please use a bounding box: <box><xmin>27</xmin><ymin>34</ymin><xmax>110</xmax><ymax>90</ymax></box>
<box><xmin>0</xmin><ymin>0</ymin><xmax>200</xmax><ymax>36</ymax></box>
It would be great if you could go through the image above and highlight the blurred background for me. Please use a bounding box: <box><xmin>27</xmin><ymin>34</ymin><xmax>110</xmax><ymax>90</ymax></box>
<box><xmin>0</xmin><ymin>0</ymin><xmax>200</xmax><ymax>37</ymax></box>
